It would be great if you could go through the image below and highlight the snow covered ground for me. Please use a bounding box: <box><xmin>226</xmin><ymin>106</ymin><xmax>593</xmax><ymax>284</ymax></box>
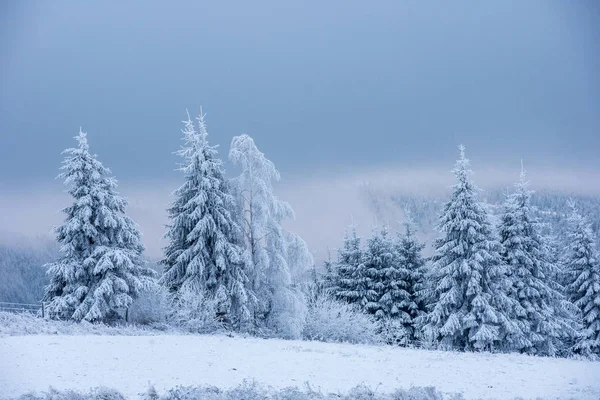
<box><xmin>1</xmin><ymin>335</ymin><xmax>599</xmax><ymax>400</ymax></box>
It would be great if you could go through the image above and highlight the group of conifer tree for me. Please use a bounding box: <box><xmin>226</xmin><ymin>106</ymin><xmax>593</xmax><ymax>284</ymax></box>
<box><xmin>42</xmin><ymin>109</ymin><xmax>599</xmax><ymax>355</ymax></box>
<box><xmin>324</xmin><ymin>147</ymin><xmax>599</xmax><ymax>356</ymax></box>
<box><xmin>43</xmin><ymin>109</ymin><xmax>311</xmax><ymax>338</ymax></box>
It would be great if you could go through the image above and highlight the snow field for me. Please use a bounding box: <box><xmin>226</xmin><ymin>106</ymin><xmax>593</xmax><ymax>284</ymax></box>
<box><xmin>1</xmin><ymin>334</ymin><xmax>599</xmax><ymax>400</ymax></box>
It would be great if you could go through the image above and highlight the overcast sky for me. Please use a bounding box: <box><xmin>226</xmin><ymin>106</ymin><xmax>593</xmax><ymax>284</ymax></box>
<box><xmin>2</xmin><ymin>0</ymin><xmax>599</xmax><ymax>182</ymax></box>
<box><xmin>1</xmin><ymin>1</ymin><xmax>599</xmax><ymax>257</ymax></box>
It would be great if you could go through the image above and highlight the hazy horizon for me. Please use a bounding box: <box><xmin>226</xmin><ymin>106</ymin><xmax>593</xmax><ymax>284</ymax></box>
<box><xmin>3</xmin><ymin>159</ymin><xmax>600</xmax><ymax>261</ymax></box>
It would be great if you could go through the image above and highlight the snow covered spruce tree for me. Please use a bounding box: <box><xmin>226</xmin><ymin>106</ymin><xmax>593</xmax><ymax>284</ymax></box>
<box><xmin>420</xmin><ymin>145</ymin><xmax>514</xmax><ymax>351</ymax></box>
<box><xmin>363</xmin><ymin>226</ymin><xmax>406</xmax><ymax>319</ymax></box>
<box><xmin>564</xmin><ymin>202</ymin><xmax>600</xmax><ymax>356</ymax></box>
<box><xmin>334</xmin><ymin>226</ymin><xmax>370</xmax><ymax>307</ymax></box>
<box><xmin>229</xmin><ymin>134</ymin><xmax>308</xmax><ymax>338</ymax></box>
<box><xmin>160</xmin><ymin>110</ymin><xmax>252</xmax><ymax>330</ymax></box>
<box><xmin>394</xmin><ymin>215</ymin><xmax>428</xmax><ymax>341</ymax></box>
<box><xmin>321</xmin><ymin>249</ymin><xmax>339</xmax><ymax>295</ymax></box>
<box><xmin>44</xmin><ymin>130</ymin><xmax>155</xmax><ymax>322</ymax></box>
<box><xmin>361</xmin><ymin>226</ymin><xmax>416</xmax><ymax>345</ymax></box>
<box><xmin>498</xmin><ymin>167</ymin><xmax>577</xmax><ymax>356</ymax></box>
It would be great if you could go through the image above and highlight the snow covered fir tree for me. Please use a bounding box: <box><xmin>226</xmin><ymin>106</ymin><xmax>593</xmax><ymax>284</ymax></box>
<box><xmin>363</xmin><ymin>226</ymin><xmax>400</xmax><ymax>319</ymax></box>
<box><xmin>44</xmin><ymin>130</ymin><xmax>155</xmax><ymax>322</ymax></box>
<box><xmin>160</xmin><ymin>110</ymin><xmax>251</xmax><ymax>330</ymax></box>
<box><xmin>498</xmin><ymin>166</ymin><xmax>577</xmax><ymax>356</ymax></box>
<box><xmin>564</xmin><ymin>202</ymin><xmax>600</xmax><ymax>356</ymax></box>
<box><xmin>333</xmin><ymin>226</ymin><xmax>369</xmax><ymax>307</ymax></box>
<box><xmin>394</xmin><ymin>215</ymin><xmax>428</xmax><ymax>341</ymax></box>
<box><xmin>362</xmin><ymin>226</ymin><xmax>417</xmax><ymax>345</ymax></box>
<box><xmin>420</xmin><ymin>145</ymin><xmax>514</xmax><ymax>351</ymax></box>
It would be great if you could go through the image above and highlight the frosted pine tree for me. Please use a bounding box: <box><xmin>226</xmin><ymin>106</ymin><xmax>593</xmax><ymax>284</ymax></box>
<box><xmin>160</xmin><ymin>110</ymin><xmax>251</xmax><ymax>330</ymax></box>
<box><xmin>363</xmin><ymin>226</ymin><xmax>408</xmax><ymax>320</ymax></box>
<box><xmin>499</xmin><ymin>167</ymin><xmax>577</xmax><ymax>355</ymax></box>
<box><xmin>395</xmin><ymin>215</ymin><xmax>428</xmax><ymax>340</ymax></box>
<box><xmin>564</xmin><ymin>203</ymin><xmax>600</xmax><ymax>356</ymax></box>
<box><xmin>322</xmin><ymin>249</ymin><xmax>339</xmax><ymax>295</ymax></box>
<box><xmin>362</xmin><ymin>226</ymin><xmax>415</xmax><ymax>345</ymax></box>
<box><xmin>44</xmin><ymin>130</ymin><xmax>155</xmax><ymax>322</ymax></box>
<box><xmin>421</xmin><ymin>145</ymin><xmax>512</xmax><ymax>351</ymax></box>
<box><xmin>543</xmin><ymin>227</ymin><xmax>566</xmax><ymax>289</ymax></box>
<box><xmin>335</xmin><ymin>226</ymin><xmax>370</xmax><ymax>307</ymax></box>
<box><xmin>229</xmin><ymin>134</ymin><xmax>307</xmax><ymax>338</ymax></box>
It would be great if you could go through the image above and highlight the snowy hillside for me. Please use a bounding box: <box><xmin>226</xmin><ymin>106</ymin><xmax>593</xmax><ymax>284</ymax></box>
<box><xmin>1</xmin><ymin>334</ymin><xmax>599</xmax><ymax>400</ymax></box>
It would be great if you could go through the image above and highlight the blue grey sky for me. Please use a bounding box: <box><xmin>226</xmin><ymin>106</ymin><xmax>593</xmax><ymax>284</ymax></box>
<box><xmin>1</xmin><ymin>1</ymin><xmax>599</xmax><ymax>258</ymax></box>
<box><xmin>1</xmin><ymin>0</ymin><xmax>599</xmax><ymax>185</ymax></box>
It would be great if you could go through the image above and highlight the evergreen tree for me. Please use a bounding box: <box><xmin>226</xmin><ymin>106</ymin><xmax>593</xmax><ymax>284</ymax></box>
<box><xmin>395</xmin><ymin>215</ymin><xmax>428</xmax><ymax>340</ymax></box>
<box><xmin>421</xmin><ymin>145</ymin><xmax>512</xmax><ymax>351</ymax></box>
<box><xmin>335</xmin><ymin>226</ymin><xmax>369</xmax><ymax>307</ymax></box>
<box><xmin>499</xmin><ymin>167</ymin><xmax>577</xmax><ymax>356</ymax></box>
<box><xmin>160</xmin><ymin>110</ymin><xmax>251</xmax><ymax>329</ymax></box>
<box><xmin>45</xmin><ymin>130</ymin><xmax>155</xmax><ymax>322</ymax></box>
<box><xmin>543</xmin><ymin>227</ymin><xmax>566</xmax><ymax>289</ymax></box>
<box><xmin>229</xmin><ymin>134</ymin><xmax>307</xmax><ymax>338</ymax></box>
<box><xmin>564</xmin><ymin>203</ymin><xmax>600</xmax><ymax>355</ymax></box>
<box><xmin>321</xmin><ymin>248</ymin><xmax>338</xmax><ymax>295</ymax></box>
<box><xmin>363</xmin><ymin>226</ymin><xmax>409</xmax><ymax>321</ymax></box>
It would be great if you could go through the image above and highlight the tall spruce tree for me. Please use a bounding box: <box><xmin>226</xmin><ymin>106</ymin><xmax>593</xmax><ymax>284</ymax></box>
<box><xmin>564</xmin><ymin>203</ymin><xmax>600</xmax><ymax>355</ymax></box>
<box><xmin>335</xmin><ymin>226</ymin><xmax>369</xmax><ymax>306</ymax></box>
<box><xmin>499</xmin><ymin>167</ymin><xmax>577</xmax><ymax>356</ymax></box>
<box><xmin>395</xmin><ymin>215</ymin><xmax>428</xmax><ymax>340</ymax></box>
<box><xmin>45</xmin><ymin>130</ymin><xmax>155</xmax><ymax>322</ymax></box>
<box><xmin>160</xmin><ymin>110</ymin><xmax>251</xmax><ymax>329</ymax></box>
<box><xmin>421</xmin><ymin>145</ymin><xmax>513</xmax><ymax>351</ymax></box>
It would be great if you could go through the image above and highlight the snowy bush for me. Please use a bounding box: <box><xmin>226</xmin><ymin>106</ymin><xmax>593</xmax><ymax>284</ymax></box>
<box><xmin>0</xmin><ymin>311</ymin><xmax>176</xmax><ymax>336</ymax></box>
<box><xmin>14</xmin><ymin>382</ymin><xmax>464</xmax><ymax>400</ymax></box>
<box><xmin>128</xmin><ymin>285</ymin><xmax>170</xmax><ymax>325</ymax></box>
<box><xmin>378</xmin><ymin>317</ymin><xmax>412</xmax><ymax>347</ymax></box>
<box><xmin>17</xmin><ymin>387</ymin><xmax>125</xmax><ymax>400</ymax></box>
<box><xmin>302</xmin><ymin>295</ymin><xmax>380</xmax><ymax>345</ymax></box>
<box><xmin>167</xmin><ymin>291</ymin><xmax>226</xmax><ymax>334</ymax></box>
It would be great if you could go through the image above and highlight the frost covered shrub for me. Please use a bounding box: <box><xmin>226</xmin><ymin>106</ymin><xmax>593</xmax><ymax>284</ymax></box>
<box><xmin>0</xmin><ymin>311</ymin><xmax>172</xmax><ymax>336</ymax></box>
<box><xmin>17</xmin><ymin>387</ymin><xmax>125</xmax><ymax>400</ymax></box>
<box><xmin>128</xmin><ymin>285</ymin><xmax>170</xmax><ymax>325</ymax></box>
<box><xmin>379</xmin><ymin>317</ymin><xmax>411</xmax><ymax>347</ymax></box>
<box><xmin>391</xmin><ymin>386</ymin><xmax>460</xmax><ymax>400</ymax></box>
<box><xmin>302</xmin><ymin>295</ymin><xmax>380</xmax><ymax>345</ymax></box>
<box><xmin>15</xmin><ymin>383</ymin><xmax>461</xmax><ymax>400</ymax></box>
<box><xmin>167</xmin><ymin>291</ymin><xmax>225</xmax><ymax>334</ymax></box>
<box><xmin>266</xmin><ymin>288</ymin><xmax>308</xmax><ymax>340</ymax></box>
